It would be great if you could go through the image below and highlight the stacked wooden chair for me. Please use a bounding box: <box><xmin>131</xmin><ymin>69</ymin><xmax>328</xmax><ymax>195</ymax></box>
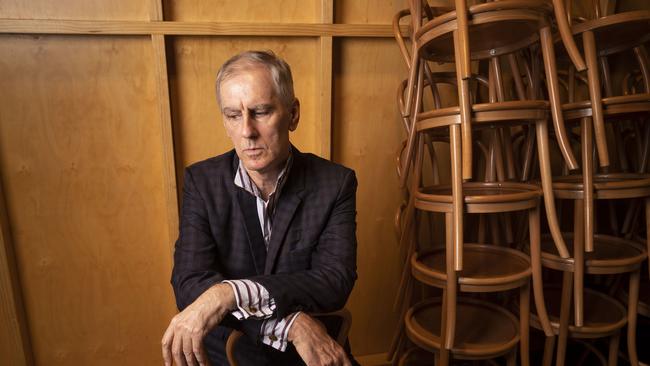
<box><xmin>525</xmin><ymin>1</ymin><xmax>650</xmax><ymax>365</ymax></box>
<box><xmin>390</xmin><ymin>0</ymin><xmax>575</xmax><ymax>364</ymax></box>
<box><xmin>391</xmin><ymin>0</ymin><xmax>650</xmax><ymax>365</ymax></box>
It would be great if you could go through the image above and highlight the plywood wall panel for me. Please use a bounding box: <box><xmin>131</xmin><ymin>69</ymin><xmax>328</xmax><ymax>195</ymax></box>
<box><xmin>0</xmin><ymin>0</ymin><xmax>149</xmax><ymax>20</ymax></box>
<box><xmin>169</xmin><ymin>37</ymin><xmax>320</xmax><ymax>172</ymax></box>
<box><xmin>0</xmin><ymin>35</ymin><xmax>177</xmax><ymax>365</ymax></box>
<box><xmin>164</xmin><ymin>0</ymin><xmax>318</xmax><ymax>22</ymax></box>
<box><xmin>332</xmin><ymin>38</ymin><xmax>407</xmax><ymax>356</ymax></box>
<box><xmin>334</xmin><ymin>0</ymin><xmax>403</xmax><ymax>24</ymax></box>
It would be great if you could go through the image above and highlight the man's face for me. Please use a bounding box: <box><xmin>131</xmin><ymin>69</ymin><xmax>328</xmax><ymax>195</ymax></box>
<box><xmin>219</xmin><ymin>65</ymin><xmax>299</xmax><ymax>175</ymax></box>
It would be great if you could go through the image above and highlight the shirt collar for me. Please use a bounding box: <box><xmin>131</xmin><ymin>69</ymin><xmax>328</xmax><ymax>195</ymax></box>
<box><xmin>234</xmin><ymin>147</ymin><xmax>293</xmax><ymax>202</ymax></box>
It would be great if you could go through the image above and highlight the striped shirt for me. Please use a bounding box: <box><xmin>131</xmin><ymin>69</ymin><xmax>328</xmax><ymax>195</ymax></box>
<box><xmin>223</xmin><ymin>151</ymin><xmax>300</xmax><ymax>351</ymax></box>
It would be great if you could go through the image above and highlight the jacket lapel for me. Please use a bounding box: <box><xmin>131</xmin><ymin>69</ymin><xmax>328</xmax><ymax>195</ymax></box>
<box><xmin>264</xmin><ymin>149</ymin><xmax>305</xmax><ymax>274</ymax></box>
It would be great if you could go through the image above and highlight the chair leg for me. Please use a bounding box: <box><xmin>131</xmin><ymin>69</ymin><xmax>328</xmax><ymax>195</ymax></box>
<box><xmin>478</xmin><ymin>214</ymin><xmax>487</xmax><ymax>243</ymax></box>
<box><xmin>443</xmin><ymin>213</ymin><xmax>457</xmax><ymax>350</ymax></box>
<box><xmin>539</xmin><ymin>25</ymin><xmax>578</xmax><ymax>170</ymax></box>
<box><xmin>574</xmin><ymin>199</ymin><xmax>586</xmax><ymax>328</ymax></box>
<box><xmin>556</xmin><ymin>271</ymin><xmax>574</xmax><ymax>366</ymax></box>
<box><xmin>542</xmin><ymin>335</ymin><xmax>556</xmax><ymax>366</ymax></box>
<box><xmin>581</xmin><ymin>117</ymin><xmax>594</xmax><ymax>254</ymax></box>
<box><xmin>529</xmin><ymin>204</ymin><xmax>554</xmax><ymax>337</ymax></box>
<box><xmin>453</xmin><ymin>29</ymin><xmax>473</xmax><ymax>181</ymax></box>
<box><xmin>507</xmin><ymin>349</ymin><xmax>517</xmax><ymax>366</ymax></box>
<box><xmin>583</xmin><ymin>30</ymin><xmax>610</xmax><ymax>168</ymax></box>
<box><xmin>449</xmin><ymin>124</ymin><xmax>464</xmax><ymax>272</ymax></box>
<box><xmin>519</xmin><ymin>280</ymin><xmax>531</xmax><ymax>366</ymax></box>
<box><xmin>646</xmin><ymin>198</ymin><xmax>650</xmax><ymax>279</ymax></box>
<box><xmin>536</xmin><ymin>120</ymin><xmax>570</xmax><ymax>258</ymax></box>
<box><xmin>438</xmin><ymin>348</ymin><xmax>449</xmax><ymax>366</ymax></box>
<box><xmin>608</xmin><ymin>331</ymin><xmax>620</xmax><ymax>366</ymax></box>
<box><xmin>627</xmin><ymin>269</ymin><xmax>641</xmax><ymax>366</ymax></box>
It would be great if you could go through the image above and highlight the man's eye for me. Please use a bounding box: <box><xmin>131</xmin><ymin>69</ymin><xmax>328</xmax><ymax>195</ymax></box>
<box><xmin>226</xmin><ymin>114</ymin><xmax>241</xmax><ymax>120</ymax></box>
<box><xmin>253</xmin><ymin>110</ymin><xmax>269</xmax><ymax>116</ymax></box>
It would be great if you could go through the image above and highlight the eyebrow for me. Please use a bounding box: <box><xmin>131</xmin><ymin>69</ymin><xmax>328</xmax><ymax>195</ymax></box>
<box><xmin>250</xmin><ymin>104</ymin><xmax>274</xmax><ymax>111</ymax></box>
<box><xmin>222</xmin><ymin>107</ymin><xmax>241</xmax><ymax>114</ymax></box>
<box><xmin>222</xmin><ymin>104</ymin><xmax>274</xmax><ymax>113</ymax></box>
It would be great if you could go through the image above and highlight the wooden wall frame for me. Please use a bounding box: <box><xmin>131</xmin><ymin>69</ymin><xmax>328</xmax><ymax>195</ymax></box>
<box><xmin>0</xmin><ymin>2</ymin><xmax>408</xmax><ymax>364</ymax></box>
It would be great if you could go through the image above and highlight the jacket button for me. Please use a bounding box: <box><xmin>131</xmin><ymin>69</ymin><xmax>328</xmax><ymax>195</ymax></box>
<box><xmin>249</xmin><ymin>306</ymin><xmax>258</xmax><ymax>313</ymax></box>
<box><xmin>269</xmin><ymin>335</ymin><xmax>278</xmax><ymax>341</ymax></box>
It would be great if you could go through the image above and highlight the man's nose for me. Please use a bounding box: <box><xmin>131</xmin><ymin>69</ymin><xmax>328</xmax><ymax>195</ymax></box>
<box><xmin>241</xmin><ymin>114</ymin><xmax>258</xmax><ymax>138</ymax></box>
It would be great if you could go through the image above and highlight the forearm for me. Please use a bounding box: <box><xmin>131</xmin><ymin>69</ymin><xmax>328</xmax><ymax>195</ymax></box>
<box><xmin>251</xmin><ymin>264</ymin><xmax>356</xmax><ymax>318</ymax></box>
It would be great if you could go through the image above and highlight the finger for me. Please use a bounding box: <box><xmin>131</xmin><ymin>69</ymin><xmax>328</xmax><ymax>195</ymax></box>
<box><xmin>161</xmin><ymin>326</ymin><xmax>174</xmax><ymax>366</ymax></box>
<box><xmin>341</xmin><ymin>354</ymin><xmax>352</xmax><ymax>366</ymax></box>
<box><xmin>182</xmin><ymin>333</ymin><xmax>198</xmax><ymax>366</ymax></box>
<box><xmin>192</xmin><ymin>334</ymin><xmax>209</xmax><ymax>366</ymax></box>
<box><xmin>171</xmin><ymin>332</ymin><xmax>188</xmax><ymax>366</ymax></box>
<box><xmin>335</xmin><ymin>344</ymin><xmax>351</xmax><ymax>366</ymax></box>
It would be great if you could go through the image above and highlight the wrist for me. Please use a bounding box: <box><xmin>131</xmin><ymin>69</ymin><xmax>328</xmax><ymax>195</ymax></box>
<box><xmin>196</xmin><ymin>283</ymin><xmax>235</xmax><ymax>321</ymax></box>
<box><xmin>211</xmin><ymin>283</ymin><xmax>236</xmax><ymax>312</ymax></box>
<box><xmin>287</xmin><ymin>312</ymin><xmax>305</xmax><ymax>343</ymax></box>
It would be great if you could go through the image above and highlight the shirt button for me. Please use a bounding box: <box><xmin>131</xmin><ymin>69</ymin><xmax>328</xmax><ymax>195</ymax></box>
<box><xmin>269</xmin><ymin>335</ymin><xmax>278</xmax><ymax>341</ymax></box>
<box><xmin>249</xmin><ymin>307</ymin><xmax>258</xmax><ymax>313</ymax></box>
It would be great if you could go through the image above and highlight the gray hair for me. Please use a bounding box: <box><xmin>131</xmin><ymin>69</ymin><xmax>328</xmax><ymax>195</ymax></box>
<box><xmin>215</xmin><ymin>50</ymin><xmax>295</xmax><ymax>109</ymax></box>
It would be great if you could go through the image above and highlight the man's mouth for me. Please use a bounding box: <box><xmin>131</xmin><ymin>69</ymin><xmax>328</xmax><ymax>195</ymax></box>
<box><xmin>243</xmin><ymin>147</ymin><xmax>263</xmax><ymax>156</ymax></box>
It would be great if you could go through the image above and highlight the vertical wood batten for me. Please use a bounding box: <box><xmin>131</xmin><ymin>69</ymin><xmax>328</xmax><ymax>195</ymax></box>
<box><xmin>0</xmin><ymin>179</ymin><xmax>33</xmax><ymax>366</ymax></box>
<box><xmin>150</xmin><ymin>0</ymin><xmax>180</xmax><ymax>256</ymax></box>
<box><xmin>318</xmin><ymin>0</ymin><xmax>334</xmax><ymax>159</ymax></box>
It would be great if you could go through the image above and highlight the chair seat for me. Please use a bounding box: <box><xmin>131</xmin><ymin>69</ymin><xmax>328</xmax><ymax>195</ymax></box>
<box><xmin>570</xmin><ymin>11</ymin><xmax>650</xmax><ymax>57</ymax></box>
<box><xmin>530</xmin><ymin>286</ymin><xmax>627</xmax><ymax>337</ymax></box>
<box><xmin>416</xmin><ymin>100</ymin><xmax>549</xmax><ymax>130</ymax></box>
<box><xmin>415</xmin><ymin>0</ymin><xmax>553</xmax><ymax>61</ymax></box>
<box><xmin>562</xmin><ymin>93</ymin><xmax>650</xmax><ymax>120</ymax></box>
<box><xmin>552</xmin><ymin>173</ymin><xmax>650</xmax><ymax>200</ymax></box>
<box><xmin>540</xmin><ymin>233</ymin><xmax>647</xmax><ymax>274</ymax></box>
<box><xmin>412</xmin><ymin>244</ymin><xmax>531</xmax><ymax>292</ymax></box>
<box><xmin>405</xmin><ymin>297</ymin><xmax>519</xmax><ymax>358</ymax></box>
<box><xmin>415</xmin><ymin>181</ymin><xmax>541</xmax><ymax>214</ymax></box>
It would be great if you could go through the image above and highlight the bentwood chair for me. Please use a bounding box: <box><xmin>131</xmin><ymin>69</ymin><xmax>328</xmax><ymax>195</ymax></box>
<box><xmin>396</xmin><ymin>0</ymin><xmax>576</xmax><ymax>274</ymax></box>
<box><xmin>551</xmin><ymin>0</ymin><xmax>650</xmax><ymax>171</ymax></box>
<box><xmin>389</xmin><ymin>6</ymin><xmax>576</xmax><ymax>366</ymax></box>
<box><xmin>389</xmin><ymin>0</ymin><xmax>604</xmax><ymax>363</ymax></box>
<box><xmin>518</xmin><ymin>48</ymin><xmax>650</xmax><ymax>365</ymax></box>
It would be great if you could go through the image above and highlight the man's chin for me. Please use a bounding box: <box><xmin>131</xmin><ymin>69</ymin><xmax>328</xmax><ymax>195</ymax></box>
<box><xmin>241</xmin><ymin>160</ymin><xmax>270</xmax><ymax>173</ymax></box>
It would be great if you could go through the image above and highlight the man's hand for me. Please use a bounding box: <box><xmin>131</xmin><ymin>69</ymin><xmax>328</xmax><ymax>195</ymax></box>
<box><xmin>288</xmin><ymin>313</ymin><xmax>351</xmax><ymax>366</ymax></box>
<box><xmin>161</xmin><ymin>283</ymin><xmax>236</xmax><ymax>366</ymax></box>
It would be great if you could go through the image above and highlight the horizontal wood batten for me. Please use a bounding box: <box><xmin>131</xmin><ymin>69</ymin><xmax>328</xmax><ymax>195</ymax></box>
<box><xmin>0</xmin><ymin>19</ymin><xmax>406</xmax><ymax>37</ymax></box>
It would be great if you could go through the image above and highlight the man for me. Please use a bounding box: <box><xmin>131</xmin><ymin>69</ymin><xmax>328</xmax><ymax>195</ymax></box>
<box><xmin>161</xmin><ymin>50</ymin><xmax>358</xmax><ymax>366</ymax></box>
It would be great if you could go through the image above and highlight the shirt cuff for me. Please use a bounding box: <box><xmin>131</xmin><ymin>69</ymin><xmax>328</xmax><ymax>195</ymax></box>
<box><xmin>222</xmin><ymin>279</ymin><xmax>275</xmax><ymax>320</ymax></box>
<box><xmin>260</xmin><ymin>312</ymin><xmax>301</xmax><ymax>351</ymax></box>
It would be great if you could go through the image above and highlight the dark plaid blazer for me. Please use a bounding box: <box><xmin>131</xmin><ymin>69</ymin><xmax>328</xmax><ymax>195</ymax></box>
<box><xmin>171</xmin><ymin>146</ymin><xmax>358</xmax><ymax>363</ymax></box>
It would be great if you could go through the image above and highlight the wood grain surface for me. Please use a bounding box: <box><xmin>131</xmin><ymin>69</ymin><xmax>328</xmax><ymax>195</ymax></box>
<box><xmin>333</xmin><ymin>38</ymin><xmax>405</xmax><ymax>356</ymax></box>
<box><xmin>0</xmin><ymin>35</ymin><xmax>177</xmax><ymax>365</ymax></box>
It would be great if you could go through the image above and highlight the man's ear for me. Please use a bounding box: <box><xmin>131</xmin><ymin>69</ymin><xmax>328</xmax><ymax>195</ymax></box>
<box><xmin>288</xmin><ymin>99</ymin><xmax>300</xmax><ymax>132</ymax></box>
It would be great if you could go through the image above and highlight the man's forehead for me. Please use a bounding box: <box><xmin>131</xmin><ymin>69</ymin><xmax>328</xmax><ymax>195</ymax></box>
<box><xmin>225</xmin><ymin>63</ymin><xmax>272</xmax><ymax>84</ymax></box>
<box><xmin>221</xmin><ymin>66</ymin><xmax>276</xmax><ymax>97</ymax></box>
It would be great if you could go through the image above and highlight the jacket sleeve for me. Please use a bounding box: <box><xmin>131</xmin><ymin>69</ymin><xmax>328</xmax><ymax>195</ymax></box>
<box><xmin>170</xmin><ymin>168</ymin><xmax>264</xmax><ymax>342</ymax></box>
<box><xmin>250</xmin><ymin>169</ymin><xmax>358</xmax><ymax>319</ymax></box>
